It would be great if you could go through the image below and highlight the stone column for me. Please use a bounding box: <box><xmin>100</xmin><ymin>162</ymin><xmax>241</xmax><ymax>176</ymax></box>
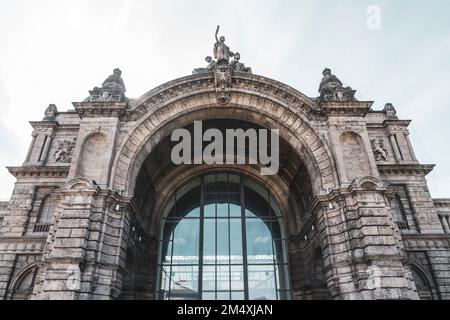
<box><xmin>316</xmin><ymin>183</ymin><xmax>419</xmax><ymax>300</ymax></box>
<box><xmin>405</xmin><ymin>133</ymin><xmax>418</xmax><ymax>162</ymax></box>
<box><xmin>35</xmin><ymin>181</ymin><xmax>132</xmax><ymax>300</ymax></box>
<box><xmin>440</xmin><ymin>215</ymin><xmax>450</xmax><ymax>233</ymax></box>
<box><xmin>24</xmin><ymin>133</ymin><xmax>38</xmax><ymax>164</ymax></box>
<box><xmin>39</xmin><ymin>134</ymin><xmax>53</xmax><ymax>164</ymax></box>
<box><xmin>389</xmin><ymin>134</ymin><xmax>402</xmax><ymax>162</ymax></box>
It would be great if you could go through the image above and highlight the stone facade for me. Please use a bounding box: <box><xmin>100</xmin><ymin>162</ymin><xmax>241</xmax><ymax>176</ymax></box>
<box><xmin>0</xmin><ymin>40</ymin><xmax>449</xmax><ymax>300</ymax></box>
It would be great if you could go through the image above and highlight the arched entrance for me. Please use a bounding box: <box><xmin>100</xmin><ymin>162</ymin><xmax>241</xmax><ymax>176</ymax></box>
<box><xmin>118</xmin><ymin>117</ymin><xmax>319</xmax><ymax>300</ymax></box>
<box><xmin>112</xmin><ymin>73</ymin><xmax>338</xmax><ymax>300</ymax></box>
<box><xmin>156</xmin><ymin>172</ymin><xmax>291</xmax><ymax>300</ymax></box>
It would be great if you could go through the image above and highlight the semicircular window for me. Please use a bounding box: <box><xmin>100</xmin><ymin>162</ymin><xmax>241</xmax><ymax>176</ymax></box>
<box><xmin>156</xmin><ymin>173</ymin><xmax>291</xmax><ymax>300</ymax></box>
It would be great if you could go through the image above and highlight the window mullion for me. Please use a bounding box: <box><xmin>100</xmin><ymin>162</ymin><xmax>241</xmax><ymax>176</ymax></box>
<box><xmin>199</xmin><ymin>176</ymin><xmax>205</xmax><ymax>300</ymax></box>
<box><xmin>241</xmin><ymin>175</ymin><xmax>249</xmax><ymax>300</ymax></box>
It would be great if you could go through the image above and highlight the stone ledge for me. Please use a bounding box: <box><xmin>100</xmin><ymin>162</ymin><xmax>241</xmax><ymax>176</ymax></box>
<box><xmin>402</xmin><ymin>233</ymin><xmax>450</xmax><ymax>249</ymax></box>
<box><xmin>317</xmin><ymin>101</ymin><xmax>374</xmax><ymax>117</ymax></box>
<box><xmin>7</xmin><ymin>166</ymin><xmax>70</xmax><ymax>178</ymax></box>
<box><xmin>378</xmin><ymin>164</ymin><xmax>435</xmax><ymax>176</ymax></box>
<box><xmin>434</xmin><ymin>199</ymin><xmax>450</xmax><ymax>208</ymax></box>
<box><xmin>73</xmin><ymin>102</ymin><xmax>128</xmax><ymax>119</ymax></box>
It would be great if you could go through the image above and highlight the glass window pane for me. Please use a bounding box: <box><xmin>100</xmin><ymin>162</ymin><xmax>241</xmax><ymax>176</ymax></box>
<box><xmin>248</xmin><ymin>265</ymin><xmax>277</xmax><ymax>300</ymax></box>
<box><xmin>217</xmin><ymin>219</ymin><xmax>230</xmax><ymax>264</ymax></box>
<box><xmin>204</xmin><ymin>174</ymin><xmax>216</xmax><ymax>186</ymax></box>
<box><xmin>217</xmin><ymin>202</ymin><xmax>229</xmax><ymax>218</ymax></box>
<box><xmin>202</xmin><ymin>266</ymin><xmax>216</xmax><ymax>291</ymax></box>
<box><xmin>229</xmin><ymin>174</ymin><xmax>240</xmax><ymax>185</ymax></box>
<box><xmin>273</xmin><ymin>240</ymin><xmax>288</xmax><ymax>264</ymax></box>
<box><xmin>246</xmin><ymin>219</ymin><xmax>274</xmax><ymax>264</ymax></box>
<box><xmin>203</xmin><ymin>219</ymin><xmax>216</xmax><ymax>264</ymax></box>
<box><xmin>217</xmin><ymin>265</ymin><xmax>230</xmax><ymax>291</ymax></box>
<box><xmin>229</xmin><ymin>175</ymin><xmax>240</xmax><ymax>194</ymax></box>
<box><xmin>163</xmin><ymin>196</ymin><xmax>175</xmax><ymax>218</ymax></box>
<box><xmin>172</xmin><ymin>219</ymin><xmax>200</xmax><ymax>264</ymax></box>
<box><xmin>174</xmin><ymin>181</ymin><xmax>201</xmax><ymax>218</ymax></box>
<box><xmin>231</xmin><ymin>291</ymin><xmax>245</xmax><ymax>300</ymax></box>
<box><xmin>217</xmin><ymin>291</ymin><xmax>231</xmax><ymax>300</ymax></box>
<box><xmin>204</xmin><ymin>203</ymin><xmax>215</xmax><ymax>218</ymax></box>
<box><xmin>202</xmin><ymin>291</ymin><xmax>216</xmax><ymax>300</ymax></box>
<box><xmin>275</xmin><ymin>264</ymin><xmax>291</xmax><ymax>291</ymax></box>
<box><xmin>229</xmin><ymin>198</ymin><xmax>241</xmax><ymax>217</ymax></box>
<box><xmin>158</xmin><ymin>173</ymin><xmax>290</xmax><ymax>301</ymax></box>
<box><xmin>176</xmin><ymin>178</ymin><xmax>201</xmax><ymax>200</ymax></box>
<box><xmin>170</xmin><ymin>265</ymin><xmax>199</xmax><ymax>300</ymax></box>
<box><xmin>230</xmin><ymin>219</ymin><xmax>243</xmax><ymax>264</ymax></box>
<box><xmin>270</xmin><ymin>195</ymin><xmax>282</xmax><ymax>218</ymax></box>
<box><xmin>217</xmin><ymin>173</ymin><xmax>228</xmax><ymax>183</ymax></box>
<box><xmin>160</xmin><ymin>240</ymin><xmax>173</xmax><ymax>264</ymax></box>
<box><xmin>268</xmin><ymin>219</ymin><xmax>283</xmax><ymax>240</ymax></box>
<box><xmin>160</xmin><ymin>265</ymin><xmax>171</xmax><ymax>293</ymax></box>
<box><xmin>244</xmin><ymin>178</ymin><xmax>268</xmax><ymax>202</ymax></box>
<box><xmin>230</xmin><ymin>265</ymin><xmax>245</xmax><ymax>291</ymax></box>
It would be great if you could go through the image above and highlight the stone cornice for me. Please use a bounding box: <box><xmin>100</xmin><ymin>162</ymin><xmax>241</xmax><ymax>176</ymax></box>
<box><xmin>317</xmin><ymin>101</ymin><xmax>374</xmax><ymax>117</ymax></box>
<box><xmin>7</xmin><ymin>166</ymin><xmax>70</xmax><ymax>178</ymax></box>
<box><xmin>29</xmin><ymin>120</ymin><xmax>59</xmax><ymax>129</ymax></box>
<box><xmin>377</xmin><ymin>164</ymin><xmax>435</xmax><ymax>176</ymax></box>
<box><xmin>72</xmin><ymin>102</ymin><xmax>128</xmax><ymax>118</ymax></box>
<box><xmin>401</xmin><ymin>233</ymin><xmax>450</xmax><ymax>250</ymax></box>
<box><xmin>384</xmin><ymin>119</ymin><xmax>412</xmax><ymax>126</ymax></box>
<box><xmin>0</xmin><ymin>236</ymin><xmax>47</xmax><ymax>254</ymax></box>
<box><xmin>433</xmin><ymin>199</ymin><xmax>450</xmax><ymax>208</ymax></box>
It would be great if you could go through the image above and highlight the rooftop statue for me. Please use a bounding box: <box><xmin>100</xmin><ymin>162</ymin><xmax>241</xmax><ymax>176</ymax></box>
<box><xmin>43</xmin><ymin>104</ymin><xmax>58</xmax><ymax>121</ymax></box>
<box><xmin>214</xmin><ymin>25</ymin><xmax>234</xmax><ymax>65</ymax></box>
<box><xmin>318</xmin><ymin>68</ymin><xmax>356</xmax><ymax>102</ymax></box>
<box><xmin>384</xmin><ymin>103</ymin><xmax>398</xmax><ymax>119</ymax></box>
<box><xmin>102</xmin><ymin>68</ymin><xmax>126</xmax><ymax>94</ymax></box>
<box><xmin>230</xmin><ymin>53</ymin><xmax>252</xmax><ymax>74</ymax></box>
<box><xmin>193</xmin><ymin>27</ymin><xmax>252</xmax><ymax>75</ymax></box>
<box><xmin>85</xmin><ymin>68</ymin><xmax>128</xmax><ymax>102</ymax></box>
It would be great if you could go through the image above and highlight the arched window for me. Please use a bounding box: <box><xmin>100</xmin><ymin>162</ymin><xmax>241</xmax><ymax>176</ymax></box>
<box><xmin>410</xmin><ymin>265</ymin><xmax>434</xmax><ymax>300</ymax></box>
<box><xmin>34</xmin><ymin>195</ymin><xmax>55</xmax><ymax>233</ymax></box>
<box><xmin>391</xmin><ymin>194</ymin><xmax>409</xmax><ymax>230</ymax></box>
<box><xmin>156</xmin><ymin>173</ymin><xmax>291</xmax><ymax>300</ymax></box>
<box><xmin>11</xmin><ymin>267</ymin><xmax>38</xmax><ymax>300</ymax></box>
<box><xmin>312</xmin><ymin>249</ymin><xmax>326</xmax><ymax>286</ymax></box>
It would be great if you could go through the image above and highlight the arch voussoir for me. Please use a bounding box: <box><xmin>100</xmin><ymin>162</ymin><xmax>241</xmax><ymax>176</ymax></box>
<box><xmin>111</xmin><ymin>75</ymin><xmax>336</xmax><ymax>195</ymax></box>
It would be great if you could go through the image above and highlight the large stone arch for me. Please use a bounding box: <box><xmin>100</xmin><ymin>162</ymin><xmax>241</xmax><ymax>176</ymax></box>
<box><xmin>111</xmin><ymin>73</ymin><xmax>337</xmax><ymax>197</ymax></box>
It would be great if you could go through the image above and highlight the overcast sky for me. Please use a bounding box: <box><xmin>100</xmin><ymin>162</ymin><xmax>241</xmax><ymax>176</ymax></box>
<box><xmin>0</xmin><ymin>0</ymin><xmax>449</xmax><ymax>200</ymax></box>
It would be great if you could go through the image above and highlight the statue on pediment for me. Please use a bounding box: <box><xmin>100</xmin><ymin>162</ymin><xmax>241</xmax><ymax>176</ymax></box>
<box><xmin>43</xmin><ymin>104</ymin><xmax>58</xmax><ymax>121</ymax></box>
<box><xmin>318</xmin><ymin>68</ymin><xmax>356</xmax><ymax>102</ymax></box>
<box><xmin>214</xmin><ymin>26</ymin><xmax>234</xmax><ymax>65</ymax></box>
<box><xmin>85</xmin><ymin>68</ymin><xmax>128</xmax><ymax>103</ymax></box>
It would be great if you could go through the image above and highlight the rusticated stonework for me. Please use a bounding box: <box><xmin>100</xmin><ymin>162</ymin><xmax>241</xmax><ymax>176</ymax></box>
<box><xmin>0</xmin><ymin>37</ymin><xmax>449</xmax><ymax>300</ymax></box>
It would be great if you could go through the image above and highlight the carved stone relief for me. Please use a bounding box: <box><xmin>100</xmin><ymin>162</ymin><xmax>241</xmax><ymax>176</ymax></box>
<box><xmin>214</xmin><ymin>66</ymin><xmax>232</xmax><ymax>105</ymax></box>
<box><xmin>340</xmin><ymin>132</ymin><xmax>371</xmax><ymax>181</ymax></box>
<box><xmin>371</xmin><ymin>138</ymin><xmax>389</xmax><ymax>162</ymax></box>
<box><xmin>53</xmin><ymin>139</ymin><xmax>77</xmax><ymax>164</ymax></box>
